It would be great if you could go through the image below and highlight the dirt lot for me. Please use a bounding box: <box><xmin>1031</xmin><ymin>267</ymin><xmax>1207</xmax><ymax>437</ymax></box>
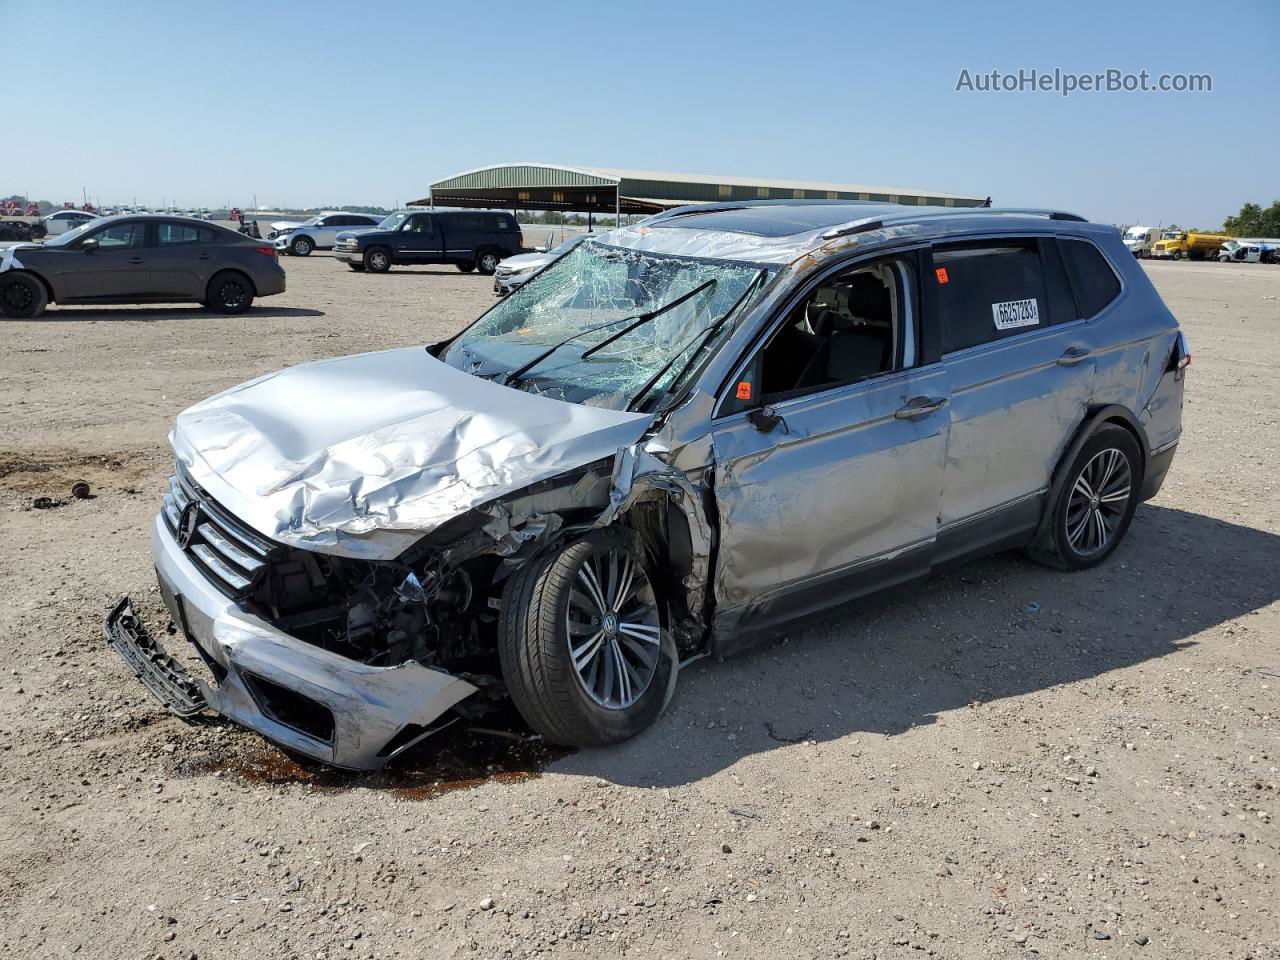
<box><xmin>1</xmin><ymin>254</ymin><xmax>1277</xmax><ymax>959</ymax></box>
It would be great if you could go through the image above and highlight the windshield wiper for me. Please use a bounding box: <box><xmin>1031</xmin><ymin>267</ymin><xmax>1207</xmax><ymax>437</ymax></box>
<box><xmin>500</xmin><ymin>277</ymin><xmax>718</xmax><ymax>387</ymax></box>
<box><xmin>628</xmin><ymin>269</ymin><xmax>768</xmax><ymax>412</ymax></box>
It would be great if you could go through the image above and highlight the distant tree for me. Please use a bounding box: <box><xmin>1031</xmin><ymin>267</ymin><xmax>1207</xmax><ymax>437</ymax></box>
<box><xmin>1222</xmin><ymin>200</ymin><xmax>1280</xmax><ymax>237</ymax></box>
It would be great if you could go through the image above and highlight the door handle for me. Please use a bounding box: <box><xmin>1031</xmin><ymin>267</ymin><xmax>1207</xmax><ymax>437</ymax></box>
<box><xmin>128</xmin><ymin>257</ymin><xmax>145</xmax><ymax>265</ymax></box>
<box><xmin>197</xmin><ymin>253</ymin><xmax>211</xmax><ymax>260</ymax></box>
<box><xmin>895</xmin><ymin>395</ymin><xmax>948</xmax><ymax>419</ymax></box>
<box><xmin>1057</xmin><ymin>346</ymin><xmax>1091</xmax><ymax>366</ymax></box>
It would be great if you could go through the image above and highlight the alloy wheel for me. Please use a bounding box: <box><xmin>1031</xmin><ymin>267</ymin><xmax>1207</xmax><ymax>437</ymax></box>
<box><xmin>2</xmin><ymin>281</ymin><xmax>33</xmax><ymax>312</ymax></box>
<box><xmin>566</xmin><ymin>546</ymin><xmax>662</xmax><ymax>709</ymax></box>
<box><xmin>1065</xmin><ymin>447</ymin><xmax>1132</xmax><ymax>556</ymax></box>
<box><xmin>218</xmin><ymin>280</ymin><xmax>247</xmax><ymax>309</ymax></box>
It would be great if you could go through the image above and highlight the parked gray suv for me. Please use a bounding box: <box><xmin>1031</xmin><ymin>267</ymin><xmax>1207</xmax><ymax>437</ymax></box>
<box><xmin>106</xmin><ymin>201</ymin><xmax>1186</xmax><ymax>769</ymax></box>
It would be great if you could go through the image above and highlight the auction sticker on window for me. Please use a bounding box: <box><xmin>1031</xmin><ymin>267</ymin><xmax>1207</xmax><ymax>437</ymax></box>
<box><xmin>991</xmin><ymin>298</ymin><xmax>1040</xmax><ymax>330</ymax></box>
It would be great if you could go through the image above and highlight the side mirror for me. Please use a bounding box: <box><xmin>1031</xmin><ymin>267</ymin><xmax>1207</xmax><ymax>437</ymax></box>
<box><xmin>747</xmin><ymin>405</ymin><xmax>787</xmax><ymax>434</ymax></box>
<box><xmin>81</xmin><ymin>238</ymin><xmax>99</xmax><ymax>253</ymax></box>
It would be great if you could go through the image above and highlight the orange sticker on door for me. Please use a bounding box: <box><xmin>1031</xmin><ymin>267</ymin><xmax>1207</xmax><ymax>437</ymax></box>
<box><xmin>736</xmin><ymin>381</ymin><xmax>753</xmax><ymax>400</ymax></box>
<box><xmin>935</xmin><ymin>267</ymin><xmax>949</xmax><ymax>284</ymax></box>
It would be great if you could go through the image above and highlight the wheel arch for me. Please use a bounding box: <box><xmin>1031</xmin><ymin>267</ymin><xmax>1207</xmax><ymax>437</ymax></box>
<box><xmin>1036</xmin><ymin>403</ymin><xmax>1148</xmax><ymax>540</ymax></box>
<box><xmin>5</xmin><ymin>267</ymin><xmax>56</xmax><ymax>304</ymax></box>
<box><xmin>207</xmin><ymin>267</ymin><xmax>257</xmax><ymax>298</ymax></box>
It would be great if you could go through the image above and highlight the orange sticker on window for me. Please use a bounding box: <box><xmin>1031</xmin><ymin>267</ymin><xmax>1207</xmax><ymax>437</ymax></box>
<box><xmin>935</xmin><ymin>267</ymin><xmax>949</xmax><ymax>285</ymax></box>
<box><xmin>736</xmin><ymin>381</ymin><xmax>753</xmax><ymax>401</ymax></box>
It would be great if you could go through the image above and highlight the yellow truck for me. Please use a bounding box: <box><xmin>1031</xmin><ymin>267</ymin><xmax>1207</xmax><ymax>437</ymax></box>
<box><xmin>1150</xmin><ymin>230</ymin><xmax>1232</xmax><ymax>261</ymax></box>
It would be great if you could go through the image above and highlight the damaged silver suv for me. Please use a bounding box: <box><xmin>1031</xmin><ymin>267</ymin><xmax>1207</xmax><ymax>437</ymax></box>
<box><xmin>106</xmin><ymin>201</ymin><xmax>1187</xmax><ymax>769</ymax></box>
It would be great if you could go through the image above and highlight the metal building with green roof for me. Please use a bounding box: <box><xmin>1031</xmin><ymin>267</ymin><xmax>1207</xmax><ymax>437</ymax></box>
<box><xmin>416</xmin><ymin>163</ymin><xmax>987</xmax><ymax>215</ymax></box>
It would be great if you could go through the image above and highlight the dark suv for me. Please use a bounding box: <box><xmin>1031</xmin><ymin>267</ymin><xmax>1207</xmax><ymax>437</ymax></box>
<box><xmin>333</xmin><ymin>210</ymin><xmax>522</xmax><ymax>274</ymax></box>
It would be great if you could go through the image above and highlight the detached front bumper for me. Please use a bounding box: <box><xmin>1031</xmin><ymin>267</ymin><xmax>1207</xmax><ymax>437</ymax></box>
<box><xmin>104</xmin><ymin>515</ymin><xmax>478</xmax><ymax>769</ymax></box>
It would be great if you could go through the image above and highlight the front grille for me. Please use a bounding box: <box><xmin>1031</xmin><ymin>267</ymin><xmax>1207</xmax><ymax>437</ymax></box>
<box><xmin>163</xmin><ymin>464</ymin><xmax>276</xmax><ymax>597</ymax></box>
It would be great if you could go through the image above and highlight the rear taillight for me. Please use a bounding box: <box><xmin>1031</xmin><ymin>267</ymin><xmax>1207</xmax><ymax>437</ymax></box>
<box><xmin>1168</xmin><ymin>331</ymin><xmax>1190</xmax><ymax>372</ymax></box>
<box><xmin>254</xmin><ymin>246</ymin><xmax>277</xmax><ymax>258</ymax></box>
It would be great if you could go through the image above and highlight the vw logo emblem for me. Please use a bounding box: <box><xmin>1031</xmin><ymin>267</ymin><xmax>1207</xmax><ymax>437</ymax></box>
<box><xmin>177</xmin><ymin>501</ymin><xmax>201</xmax><ymax>549</ymax></box>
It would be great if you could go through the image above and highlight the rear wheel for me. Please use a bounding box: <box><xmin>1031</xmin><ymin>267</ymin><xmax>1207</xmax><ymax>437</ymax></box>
<box><xmin>1027</xmin><ymin>424</ymin><xmax>1142</xmax><ymax>571</ymax></box>
<box><xmin>290</xmin><ymin>235</ymin><xmax>314</xmax><ymax>256</ymax></box>
<box><xmin>456</xmin><ymin>262</ymin><xmax>476</xmax><ymax>273</ymax></box>
<box><xmin>30</xmin><ymin>223</ymin><xmax>46</xmax><ymax>239</ymax></box>
<box><xmin>205</xmin><ymin>271</ymin><xmax>255</xmax><ymax>314</ymax></box>
<box><xmin>364</xmin><ymin>247</ymin><xmax>391</xmax><ymax>273</ymax></box>
<box><xmin>499</xmin><ymin>528</ymin><xmax>678</xmax><ymax>747</ymax></box>
<box><xmin>476</xmin><ymin>249</ymin><xmax>500</xmax><ymax>275</ymax></box>
<box><xmin>0</xmin><ymin>272</ymin><xmax>48</xmax><ymax>318</ymax></box>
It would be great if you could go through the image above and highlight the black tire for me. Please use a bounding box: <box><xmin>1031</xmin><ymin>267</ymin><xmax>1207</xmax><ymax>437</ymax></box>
<box><xmin>290</xmin><ymin>235</ymin><xmax>314</xmax><ymax>256</ymax></box>
<box><xmin>475</xmin><ymin>249</ymin><xmax>500</xmax><ymax>275</ymax></box>
<box><xmin>1171</xmin><ymin>250</ymin><xmax>1182</xmax><ymax>261</ymax></box>
<box><xmin>364</xmin><ymin>247</ymin><xmax>391</xmax><ymax>273</ymax></box>
<box><xmin>1027</xmin><ymin>424</ymin><xmax>1142</xmax><ymax>571</ymax></box>
<box><xmin>204</xmin><ymin>271</ymin><xmax>255</xmax><ymax>314</ymax></box>
<box><xmin>0</xmin><ymin>272</ymin><xmax>48</xmax><ymax>318</ymax></box>
<box><xmin>498</xmin><ymin>528</ymin><xmax>679</xmax><ymax>747</ymax></box>
<box><xmin>456</xmin><ymin>262</ymin><xmax>476</xmax><ymax>273</ymax></box>
<box><xmin>348</xmin><ymin>263</ymin><xmax>365</xmax><ymax>272</ymax></box>
<box><xmin>30</xmin><ymin>223</ymin><xmax>46</xmax><ymax>239</ymax></box>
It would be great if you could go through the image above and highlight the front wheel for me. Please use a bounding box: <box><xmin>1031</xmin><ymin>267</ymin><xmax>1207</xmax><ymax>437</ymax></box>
<box><xmin>0</xmin><ymin>272</ymin><xmax>48</xmax><ymax>318</ymax></box>
<box><xmin>205</xmin><ymin>271</ymin><xmax>255</xmax><ymax>314</ymax></box>
<box><xmin>290</xmin><ymin>235</ymin><xmax>314</xmax><ymax>256</ymax></box>
<box><xmin>1027</xmin><ymin>424</ymin><xmax>1142</xmax><ymax>571</ymax></box>
<box><xmin>1171</xmin><ymin>250</ymin><xmax>1182</xmax><ymax>261</ymax></box>
<box><xmin>499</xmin><ymin>529</ymin><xmax>678</xmax><ymax>747</ymax></box>
<box><xmin>456</xmin><ymin>262</ymin><xmax>476</xmax><ymax>273</ymax></box>
<box><xmin>364</xmin><ymin>247</ymin><xmax>391</xmax><ymax>273</ymax></box>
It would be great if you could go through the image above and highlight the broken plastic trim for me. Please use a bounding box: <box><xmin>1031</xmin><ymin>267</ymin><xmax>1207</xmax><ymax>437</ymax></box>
<box><xmin>103</xmin><ymin>596</ymin><xmax>207</xmax><ymax>718</ymax></box>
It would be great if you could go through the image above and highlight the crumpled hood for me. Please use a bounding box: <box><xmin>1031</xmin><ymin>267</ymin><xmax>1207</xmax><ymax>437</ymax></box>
<box><xmin>171</xmin><ymin>347</ymin><xmax>652</xmax><ymax>559</ymax></box>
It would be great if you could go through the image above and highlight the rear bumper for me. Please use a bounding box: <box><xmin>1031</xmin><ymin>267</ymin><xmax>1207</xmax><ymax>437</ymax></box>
<box><xmin>1140</xmin><ymin>440</ymin><xmax>1178</xmax><ymax>501</ymax></box>
<box><xmin>105</xmin><ymin>515</ymin><xmax>477</xmax><ymax>769</ymax></box>
<box><xmin>255</xmin><ymin>268</ymin><xmax>286</xmax><ymax>297</ymax></box>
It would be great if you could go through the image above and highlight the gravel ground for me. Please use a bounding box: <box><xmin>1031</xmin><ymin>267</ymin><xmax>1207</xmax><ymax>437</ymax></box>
<box><xmin>1</xmin><ymin>253</ymin><xmax>1277</xmax><ymax>960</ymax></box>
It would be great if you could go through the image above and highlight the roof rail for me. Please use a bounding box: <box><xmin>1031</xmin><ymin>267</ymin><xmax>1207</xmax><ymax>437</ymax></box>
<box><xmin>821</xmin><ymin>207</ymin><xmax>1087</xmax><ymax>240</ymax></box>
<box><xmin>645</xmin><ymin>197</ymin><xmax>888</xmax><ymax>224</ymax></box>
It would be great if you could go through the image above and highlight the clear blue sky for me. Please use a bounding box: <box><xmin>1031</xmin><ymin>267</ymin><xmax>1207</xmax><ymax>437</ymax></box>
<box><xmin>9</xmin><ymin>0</ymin><xmax>1278</xmax><ymax>227</ymax></box>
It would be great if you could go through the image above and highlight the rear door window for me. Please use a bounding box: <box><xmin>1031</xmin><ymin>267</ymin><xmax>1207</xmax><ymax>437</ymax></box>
<box><xmin>932</xmin><ymin>239</ymin><xmax>1052</xmax><ymax>353</ymax></box>
<box><xmin>89</xmin><ymin>222</ymin><xmax>148</xmax><ymax>248</ymax></box>
<box><xmin>1058</xmin><ymin>238</ymin><xmax>1121</xmax><ymax>317</ymax></box>
<box><xmin>157</xmin><ymin>223</ymin><xmax>214</xmax><ymax>245</ymax></box>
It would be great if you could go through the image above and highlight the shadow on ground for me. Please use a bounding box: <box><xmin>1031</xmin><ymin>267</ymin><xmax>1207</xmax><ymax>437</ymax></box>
<box><xmin>178</xmin><ymin>505</ymin><xmax>1280</xmax><ymax>797</ymax></box>
<box><xmin>35</xmin><ymin>306</ymin><xmax>325</xmax><ymax>322</ymax></box>
<box><xmin>555</xmin><ymin>504</ymin><xmax>1280</xmax><ymax>787</ymax></box>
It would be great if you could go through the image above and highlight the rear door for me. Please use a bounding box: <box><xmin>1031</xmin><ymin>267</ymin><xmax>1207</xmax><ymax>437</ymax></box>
<box><xmin>150</xmin><ymin>221</ymin><xmax>219</xmax><ymax>298</ymax></box>
<box><xmin>61</xmin><ymin>220</ymin><xmax>152</xmax><ymax>301</ymax></box>
<box><xmin>926</xmin><ymin>236</ymin><xmax>1095</xmax><ymax>562</ymax></box>
<box><xmin>709</xmin><ymin>250</ymin><xmax>950</xmax><ymax>647</ymax></box>
<box><xmin>397</xmin><ymin>214</ymin><xmax>442</xmax><ymax>262</ymax></box>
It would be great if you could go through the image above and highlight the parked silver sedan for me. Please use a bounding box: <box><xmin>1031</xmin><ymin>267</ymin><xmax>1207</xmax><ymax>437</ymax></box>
<box><xmin>493</xmin><ymin>232</ymin><xmax>592</xmax><ymax>295</ymax></box>
<box><xmin>107</xmin><ymin>201</ymin><xmax>1186</xmax><ymax>769</ymax></box>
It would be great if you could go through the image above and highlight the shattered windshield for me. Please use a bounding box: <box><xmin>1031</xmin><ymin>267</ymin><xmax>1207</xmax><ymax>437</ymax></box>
<box><xmin>442</xmin><ymin>241</ymin><xmax>774</xmax><ymax>410</ymax></box>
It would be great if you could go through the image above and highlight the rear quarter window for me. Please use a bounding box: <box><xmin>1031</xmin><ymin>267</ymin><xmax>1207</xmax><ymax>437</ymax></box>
<box><xmin>1058</xmin><ymin>238</ymin><xmax>1121</xmax><ymax>317</ymax></box>
<box><xmin>933</xmin><ymin>240</ymin><xmax>1049</xmax><ymax>353</ymax></box>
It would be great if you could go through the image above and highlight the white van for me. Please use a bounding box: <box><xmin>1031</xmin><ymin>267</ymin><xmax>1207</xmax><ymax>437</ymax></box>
<box><xmin>1122</xmin><ymin>226</ymin><xmax>1160</xmax><ymax>259</ymax></box>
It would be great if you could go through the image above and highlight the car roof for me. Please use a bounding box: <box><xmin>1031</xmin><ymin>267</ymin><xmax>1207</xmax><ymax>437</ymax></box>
<box><xmin>598</xmin><ymin>200</ymin><xmax>1107</xmax><ymax>265</ymax></box>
